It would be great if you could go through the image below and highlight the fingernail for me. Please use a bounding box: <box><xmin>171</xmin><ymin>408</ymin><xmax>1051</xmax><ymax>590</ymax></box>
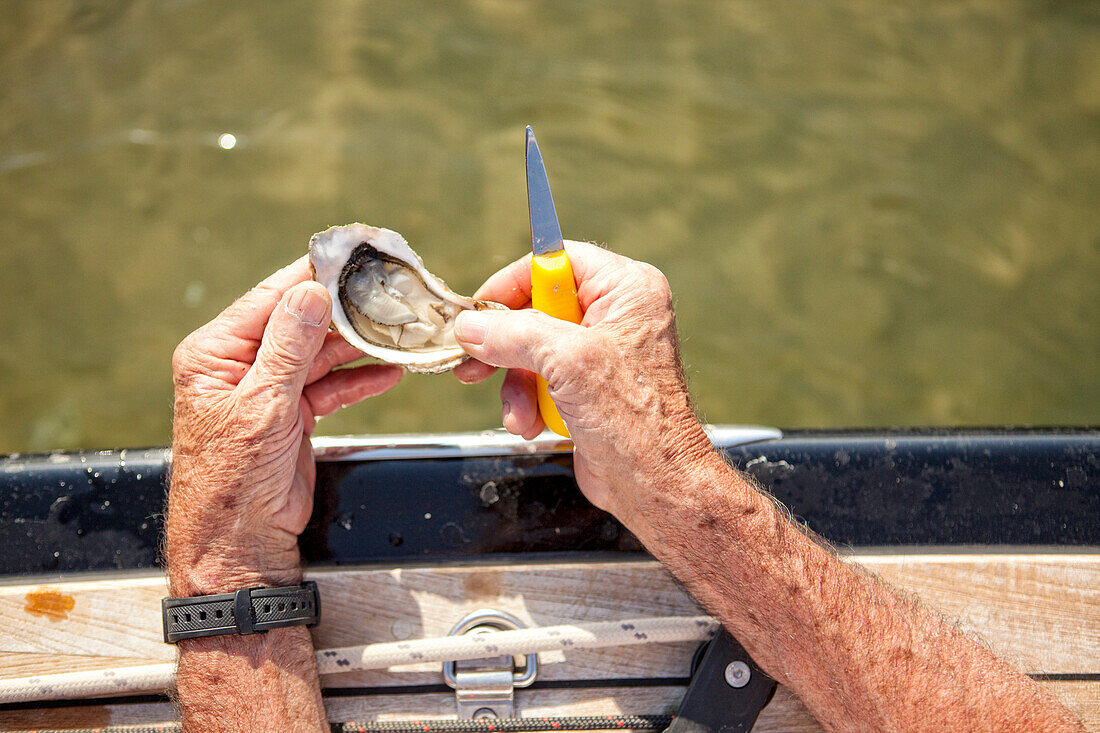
<box><xmin>455</xmin><ymin>310</ymin><xmax>488</xmax><ymax>345</ymax></box>
<box><xmin>502</xmin><ymin>400</ymin><xmax>512</xmax><ymax>423</ymax></box>
<box><xmin>287</xmin><ymin>286</ymin><xmax>328</xmax><ymax>327</ymax></box>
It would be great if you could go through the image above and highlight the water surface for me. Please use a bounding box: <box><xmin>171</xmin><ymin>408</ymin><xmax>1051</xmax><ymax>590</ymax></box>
<box><xmin>1</xmin><ymin>1</ymin><xmax>1097</xmax><ymax>452</ymax></box>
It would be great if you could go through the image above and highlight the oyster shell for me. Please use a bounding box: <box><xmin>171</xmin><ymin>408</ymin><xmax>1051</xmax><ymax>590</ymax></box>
<box><xmin>309</xmin><ymin>223</ymin><xmax>503</xmax><ymax>374</ymax></box>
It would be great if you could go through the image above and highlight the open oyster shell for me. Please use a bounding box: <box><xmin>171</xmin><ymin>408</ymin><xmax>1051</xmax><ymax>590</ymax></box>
<box><xmin>309</xmin><ymin>224</ymin><xmax>504</xmax><ymax>374</ymax></box>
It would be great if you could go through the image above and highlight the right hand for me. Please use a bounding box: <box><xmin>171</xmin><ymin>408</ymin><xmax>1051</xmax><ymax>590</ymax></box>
<box><xmin>453</xmin><ymin>241</ymin><xmax>717</xmax><ymax>521</ymax></box>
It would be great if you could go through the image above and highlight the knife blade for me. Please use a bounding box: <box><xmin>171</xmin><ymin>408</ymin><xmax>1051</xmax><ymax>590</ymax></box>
<box><xmin>527</xmin><ymin>127</ymin><xmax>565</xmax><ymax>256</ymax></box>
<box><xmin>525</xmin><ymin>126</ymin><xmax>583</xmax><ymax>438</ymax></box>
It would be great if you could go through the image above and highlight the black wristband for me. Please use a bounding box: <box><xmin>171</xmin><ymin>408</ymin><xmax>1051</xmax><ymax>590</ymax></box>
<box><xmin>162</xmin><ymin>581</ymin><xmax>320</xmax><ymax>643</ymax></box>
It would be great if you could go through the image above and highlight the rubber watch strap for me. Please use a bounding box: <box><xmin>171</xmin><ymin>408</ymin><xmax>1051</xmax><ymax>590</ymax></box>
<box><xmin>162</xmin><ymin>580</ymin><xmax>320</xmax><ymax>643</ymax></box>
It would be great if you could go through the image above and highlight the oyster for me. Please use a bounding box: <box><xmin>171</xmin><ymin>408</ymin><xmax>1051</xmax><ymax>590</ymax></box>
<box><xmin>309</xmin><ymin>223</ymin><xmax>503</xmax><ymax>374</ymax></box>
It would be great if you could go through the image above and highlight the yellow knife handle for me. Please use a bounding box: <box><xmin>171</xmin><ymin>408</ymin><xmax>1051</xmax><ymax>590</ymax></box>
<box><xmin>530</xmin><ymin>249</ymin><xmax>583</xmax><ymax>437</ymax></box>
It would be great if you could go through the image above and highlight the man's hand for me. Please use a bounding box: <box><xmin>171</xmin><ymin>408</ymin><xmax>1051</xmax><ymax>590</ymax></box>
<box><xmin>453</xmin><ymin>241</ymin><xmax>718</xmax><ymax>521</ymax></box>
<box><xmin>454</xmin><ymin>243</ymin><xmax>1083</xmax><ymax>732</ymax></box>
<box><xmin>167</xmin><ymin>257</ymin><xmax>402</xmax><ymax>732</ymax></box>
<box><xmin>168</xmin><ymin>257</ymin><xmax>402</xmax><ymax>595</ymax></box>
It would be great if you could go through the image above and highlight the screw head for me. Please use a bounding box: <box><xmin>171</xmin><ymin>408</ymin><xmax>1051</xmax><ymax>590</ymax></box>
<box><xmin>724</xmin><ymin>660</ymin><xmax>751</xmax><ymax>688</ymax></box>
<box><xmin>473</xmin><ymin>708</ymin><xmax>499</xmax><ymax>720</ymax></box>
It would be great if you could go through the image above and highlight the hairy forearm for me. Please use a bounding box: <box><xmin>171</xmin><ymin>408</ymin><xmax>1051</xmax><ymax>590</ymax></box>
<box><xmin>167</xmin><ymin>463</ymin><xmax>328</xmax><ymax>733</ymax></box>
<box><xmin>626</xmin><ymin>452</ymin><xmax>1082</xmax><ymax>732</ymax></box>
<box><xmin>175</xmin><ymin>627</ymin><xmax>326</xmax><ymax>732</ymax></box>
<box><xmin>168</xmin><ymin>555</ymin><xmax>328</xmax><ymax>732</ymax></box>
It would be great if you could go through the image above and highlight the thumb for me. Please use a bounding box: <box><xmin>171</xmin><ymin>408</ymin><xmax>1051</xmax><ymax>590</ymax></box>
<box><xmin>241</xmin><ymin>281</ymin><xmax>332</xmax><ymax>400</ymax></box>
<box><xmin>455</xmin><ymin>308</ymin><xmax>586</xmax><ymax>376</ymax></box>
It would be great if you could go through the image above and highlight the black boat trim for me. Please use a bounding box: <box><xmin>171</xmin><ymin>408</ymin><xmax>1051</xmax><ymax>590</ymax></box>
<box><xmin>1</xmin><ymin>427</ymin><xmax>1097</xmax><ymax>576</ymax></box>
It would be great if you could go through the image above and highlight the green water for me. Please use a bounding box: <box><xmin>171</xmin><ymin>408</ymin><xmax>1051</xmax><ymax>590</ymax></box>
<box><xmin>1</xmin><ymin>1</ymin><xmax>1097</xmax><ymax>453</ymax></box>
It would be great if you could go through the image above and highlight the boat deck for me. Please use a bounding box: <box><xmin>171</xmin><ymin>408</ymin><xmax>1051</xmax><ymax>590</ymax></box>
<box><xmin>0</xmin><ymin>428</ymin><xmax>1096</xmax><ymax>730</ymax></box>
<box><xmin>0</xmin><ymin>553</ymin><xmax>1097</xmax><ymax>730</ymax></box>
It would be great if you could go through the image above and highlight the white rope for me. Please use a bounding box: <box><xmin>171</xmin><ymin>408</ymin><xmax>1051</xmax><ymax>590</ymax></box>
<box><xmin>315</xmin><ymin>615</ymin><xmax>718</xmax><ymax>675</ymax></box>
<box><xmin>0</xmin><ymin>615</ymin><xmax>717</xmax><ymax>704</ymax></box>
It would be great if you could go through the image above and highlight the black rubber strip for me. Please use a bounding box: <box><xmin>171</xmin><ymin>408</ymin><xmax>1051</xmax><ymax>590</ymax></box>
<box><xmin>4</xmin><ymin>715</ymin><xmax>675</xmax><ymax>733</ymax></box>
<box><xmin>324</xmin><ymin>678</ymin><xmax>691</xmax><ymax>698</ymax></box>
<box><xmin>0</xmin><ymin>692</ymin><xmax>171</xmax><ymax>710</ymax></box>
<box><xmin>333</xmin><ymin>716</ymin><xmax>674</xmax><ymax>732</ymax></box>
<box><xmin>0</xmin><ymin>678</ymin><xmax>693</xmax><ymax>711</ymax></box>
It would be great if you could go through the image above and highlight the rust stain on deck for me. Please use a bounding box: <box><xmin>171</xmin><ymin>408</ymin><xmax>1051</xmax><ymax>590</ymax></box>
<box><xmin>24</xmin><ymin>589</ymin><xmax>75</xmax><ymax>621</ymax></box>
<box><xmin>464</xmin><ymin>572</ymin><xmax>501</xmax><ymax>600</ymax></box>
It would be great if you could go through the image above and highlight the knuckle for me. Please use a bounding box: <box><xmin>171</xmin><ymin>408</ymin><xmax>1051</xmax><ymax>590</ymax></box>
<box><xmin>637</xmin><ymin>263</ymin><xmax>673</xmax><ymax>305</ymax></box>
<box><xmin>507</xmin><ymin>310</ymin><xmax>549</xmax><ymax>355</ymax></box>
<box><xmin>247</xmin><ymin>281</ymin><xmax>280</xmax><ymax>305</ymax></box>
<box><xmin>531</xmin><ymin>337</ymin><xmax>560</xmax><ymax>376</ymax></box>
<box><xmin>266</xmin><ymin>338</ymin><xmax>310</xmax><ymax>372</ymax></box>
<box><xmin>523</xmin><ymin>307</ymin><xmax>552</xmax><ymax>332</ymax></box>
<box><xmin>544</xmin><ymin>332</ymin><xmax>607</xmax><ymax>393</ymax></box>
<box><xmin>171</xmin><ymin>334</ymin><xmax>205</xmax><ymax>387</ymax></box>
<box><xmin>171</xmin><ymin>334</ymin><xmax>197</xmax><ymax>374</ymax></box>
<box><xmin>635</xmin><ymin>261</ymin><xmax>663</xmax><ymax>281</ymax></box>
<box><xmin>171</xmin><ymin>344</ymin><xmax>189</xmax><ymax>377</ymax></box>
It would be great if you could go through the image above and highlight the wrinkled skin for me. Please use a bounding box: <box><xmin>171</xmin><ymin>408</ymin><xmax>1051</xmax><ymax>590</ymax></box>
<box><xmin>453</xmin><ymin>240</ymin><xmax>715</xmax><ymax>524</ymax></box>
<box><xmin>165</xmin><ymin>246</ymin><xmax>1082</xmax><ymax>733</ymax></box>
<box><xmin>167</xmin><ymin>257</ymin><xmax>403</xmax><ymax>595</ymax></box>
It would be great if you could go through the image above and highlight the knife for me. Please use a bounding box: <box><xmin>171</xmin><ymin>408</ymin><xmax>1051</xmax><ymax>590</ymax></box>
<box><xmin>526</xmin><ymin>125</ymin><xmax>583</xmax><ymax>438</ymax></box>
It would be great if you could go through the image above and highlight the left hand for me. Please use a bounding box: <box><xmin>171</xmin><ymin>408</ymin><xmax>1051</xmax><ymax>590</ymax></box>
<box><xmin>166</xmin><ymin>257</ymin><xmax>403</xmax><ymax>596</ymax></box>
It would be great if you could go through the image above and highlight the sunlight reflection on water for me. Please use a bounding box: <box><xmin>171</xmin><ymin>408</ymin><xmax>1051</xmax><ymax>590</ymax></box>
<box><xmin>0</xmin><ymin>0</ymin><xmax>1097</xmax><ymax>451</ymax></box>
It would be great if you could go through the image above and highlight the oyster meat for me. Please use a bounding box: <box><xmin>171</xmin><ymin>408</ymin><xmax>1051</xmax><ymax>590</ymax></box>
<box><xmin>309</xmin><ymin>223</ymin><xmax>503</xmax><ymax>374</ymax></box>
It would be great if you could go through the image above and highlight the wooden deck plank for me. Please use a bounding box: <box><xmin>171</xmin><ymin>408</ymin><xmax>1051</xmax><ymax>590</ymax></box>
<box><xmin>1</xmin><ymin>554</ymin><xmax>1096</xmax><ymax>678</ymax></box>
<box><xmin>0</xmin><ymin>653</ymin><xmax>165</xmax><ymax>677</ymax></box>
<box><xmin>0</xmin><ymin>553</ymin><xmax>1096</xmax><ymax>729</ymax></box>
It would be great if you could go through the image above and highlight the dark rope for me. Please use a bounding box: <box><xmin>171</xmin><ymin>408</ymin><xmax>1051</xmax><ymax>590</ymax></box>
<box><xmin>22</xmin><ymin>714</ymin><xmax>674</xmax><ymax>733</ymax></box>
<box><xmin>334</xmin><ymin>715</ymin><xmax>674</xmax><ymax>732</ymax></box>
